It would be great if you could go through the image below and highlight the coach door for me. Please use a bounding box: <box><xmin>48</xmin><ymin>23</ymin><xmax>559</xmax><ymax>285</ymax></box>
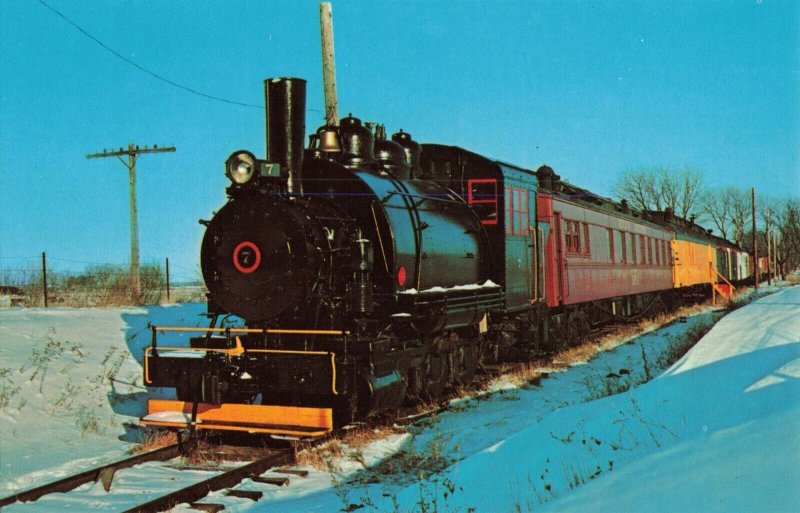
<box><xmin>504</xmin><ymin>184</ymin><xmax>532</xmax><ymax>309</ymax></box>
<box><xmin>553</xmin><ymin>212</ymin><xmax>566</xmax><ymax>302</ymax></box>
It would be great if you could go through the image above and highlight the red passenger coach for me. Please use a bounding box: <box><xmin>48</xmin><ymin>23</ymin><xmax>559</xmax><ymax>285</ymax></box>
<box><xmin>536</xmin><ymin>168</ymin><xmax>673</xmax><ymax>309</ymax></box>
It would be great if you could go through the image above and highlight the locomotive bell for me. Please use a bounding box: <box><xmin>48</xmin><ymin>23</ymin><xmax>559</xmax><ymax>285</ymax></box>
<box><xmin>315</xmin><ymin>125</ymin><xmax>342</xmax><ymax>153</ymax></box>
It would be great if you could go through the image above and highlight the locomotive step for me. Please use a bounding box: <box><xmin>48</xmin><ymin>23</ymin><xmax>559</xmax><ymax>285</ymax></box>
<box><xmin>141</xmin><ymin>399</ymin><xmax>333</xmax><ymax>437</ymax></box>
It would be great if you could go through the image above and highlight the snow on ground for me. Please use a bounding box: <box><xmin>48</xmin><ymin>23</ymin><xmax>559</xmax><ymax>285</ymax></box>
<box><xmin>227</xmin><ymin>286</ymin><xmax>798</xmax><ymax>513</ymax></box>
<box><xmin>0</xmin><ymin>303</ymin><xmax>208</xmax><ymax>491</ymax></box>
<box><xmin>1</xmin><ymin>285</ymin><xmax>797</xmax><ymax>513</ymax></box>
<box><xmin>538</xmin><ymin>285</ymin><xmax>800</xmax><ymax>513</ymax></box>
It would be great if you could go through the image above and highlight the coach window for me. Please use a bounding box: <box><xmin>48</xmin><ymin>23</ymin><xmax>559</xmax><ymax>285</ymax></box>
<box><xmin>647</xmin><ymin>237</ymin><xmax>653</xmax><ymax>265</ymax></box>
<box><xmin>608</xmin><ymin>229</ymin><xmax>615</xmax><ymax>262</ymax></box>
<box><xmin>630</xmin><ymin>233</ymin><xmax>637</xmax><ymax>264</ymax></box>
<box><xmin>639</xmin><ymin>235</ymin><xmax>646</xmax><ymax>264</ymax></box>
<box><xmin>505</xmin><ymin>187</ymin><xmax>513</xmax><ymax>234</ymax></box>
<box><xmin>468</xmin><ymin>179</ymin><xmax>498</xmax><ymax>226</ymax></box>
<box><xmin>565</xmin><ymin>221</ymin><xmax>575</xmax><ymax>253</ymax></box>
<box><xmin>655</xmin><ymin>239</ymin><xmax>660</xmax><ymax>266</ymax></box>
<box><xmin>620</xmin><ymin>231</ymin><xmax>627</xmax><ymax>263</ymax></box>
<box><xmin>504</xmin><ymin>186</ymin><xmax>529</xmax><ymax>236</ymax></box>
<box><xmin>566</xmin><ymin>220</ymin><xmax>581</xmax><ymax>254</ymax></box>
<box><xmin>514</xmin><ymin>189</ymin><xmax>529</xmax><ymax>235</ymax></box>
<box><xmin>583</xmin><ymin>223</ymin><xmax>591</xmax><ymax>255</ymax></box>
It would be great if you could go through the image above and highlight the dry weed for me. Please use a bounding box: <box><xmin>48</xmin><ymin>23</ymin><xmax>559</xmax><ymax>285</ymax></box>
<box><xmin>295</xmin><ymin>425</ymin><xmax>401</xmax><ymax>471</ymax></box>
<box><xmin>295</xmin><ymin>438</ymin><xmax>345</xmax><ymax>471</ymax></box>
<box><xmin>182</xmin><ymin>438</ymin><xmax>225</xmax><ymax>466</ymax></box>
<box><xmin>131</xmin><ymin>429</ymin><xmax>178</xmax><ymax>453</ymax></box>
<box><xmin>505</xmin><ymin>362</ymin><xmax>548</xmax><ymax>387</ymax></box>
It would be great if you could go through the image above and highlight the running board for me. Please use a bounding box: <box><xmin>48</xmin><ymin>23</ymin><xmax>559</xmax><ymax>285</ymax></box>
<box><xmin>141</xmin><ymin>399</ymin><xmax>333</xmax><ymax>438</ymax></box>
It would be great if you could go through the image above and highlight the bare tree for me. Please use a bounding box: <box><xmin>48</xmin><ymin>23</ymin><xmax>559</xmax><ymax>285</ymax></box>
<box><xmin>729</xmin><ymin>188</ymin><xmax>750</xmax><ymax>245</ymax></box>
<box><xmin>658</xmin><ymin>168</ymin><xmax>678</xmax><ymax>214</ymax></box>
<box><xmin>701</xmin><ymin>187</ymin><xmax>734</xmax><ymax>239</ymax></box>
<box><xmin>677</xmin><ymin>167</ymin><xmax>703</xmax><ymax>219</ymax></box>
<box><xmin>613</xmin><ymin>166</ymin><xmax>704</xmax><ymax>219</ymax></box>
<box><xmin>777</xmin><ymin>197</ymin><xmax>800</xmax><ymax>275</ymax></box>
<box><xmin>613</xmin><ymin>169</ymin><xmax>659</xmax><ymax>212</ymax></box>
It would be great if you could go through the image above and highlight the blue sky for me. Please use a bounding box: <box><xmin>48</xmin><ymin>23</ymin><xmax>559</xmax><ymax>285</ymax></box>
<box><xmin>1</xmin><ymin>0</ymin><xmax>798</xmax><ymax>279</ymax></box>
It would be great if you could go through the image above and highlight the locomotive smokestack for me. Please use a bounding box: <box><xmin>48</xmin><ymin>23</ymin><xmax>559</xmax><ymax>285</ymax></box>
<box><xmin>265</xmin><ymin>77</ymin><xmax>306</xmax><ymax>194</ymax></box>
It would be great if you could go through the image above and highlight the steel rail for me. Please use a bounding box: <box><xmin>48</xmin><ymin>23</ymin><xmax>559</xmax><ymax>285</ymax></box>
<box><xmin>0</xmin><ymin>443</ymin><xmax>181</xmax><ymax>508</ymax></box>
<box><xmin>121</xmin><ymin>448</ymin><xmax>293</xmax><ymax>513</ymax></box>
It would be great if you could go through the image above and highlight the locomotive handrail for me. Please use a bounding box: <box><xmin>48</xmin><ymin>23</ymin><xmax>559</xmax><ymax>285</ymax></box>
<box><xmin>150</xmin><ymin>325</ymin><xmax>350</xmax><ymax>335</ymax></box>
<box><xmin>381</xmin><ymin>189</ymin><xmax>464</xmax><ymax>206</ymax></box>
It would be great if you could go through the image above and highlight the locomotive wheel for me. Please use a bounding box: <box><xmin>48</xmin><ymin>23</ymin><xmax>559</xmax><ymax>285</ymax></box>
<box><xmin>453</xmin><ymin>342</ymin><xmax>478</xmax><ymax>385</ymax></box>
<box><xmin>405</xmin><ymin>365</ymin><xmax>423</xmax><ymax>405</ymax></box>
<box><xmin>421</xmin><ymin>353</ymin><xmax>448</xmax><ymax>403</ymax></box>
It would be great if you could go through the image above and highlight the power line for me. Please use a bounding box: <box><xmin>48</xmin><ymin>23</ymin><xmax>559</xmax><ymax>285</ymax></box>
<box><xmin>34</xmin><ymin>0</ymin><xmax>262</xmax><ymax>109</ymax></box>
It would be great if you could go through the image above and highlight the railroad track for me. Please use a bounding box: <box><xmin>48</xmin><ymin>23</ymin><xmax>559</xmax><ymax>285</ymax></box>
<box><xmin>0</xmin><ymin>440</ymin><xmax>297</xmax><ymax>512</ymax></box>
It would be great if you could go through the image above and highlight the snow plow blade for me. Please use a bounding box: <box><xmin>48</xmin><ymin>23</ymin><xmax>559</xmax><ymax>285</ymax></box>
<box><xmin>140</xmin><ymin>399</ymin><xmax>333</xmax><ymax>437</ymax></box>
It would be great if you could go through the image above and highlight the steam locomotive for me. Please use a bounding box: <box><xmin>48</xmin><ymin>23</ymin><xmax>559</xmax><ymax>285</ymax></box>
<box><xmin>141</xmin><ymin>77</ymin><xmax>754</xmax><ymax>437</ymax></box>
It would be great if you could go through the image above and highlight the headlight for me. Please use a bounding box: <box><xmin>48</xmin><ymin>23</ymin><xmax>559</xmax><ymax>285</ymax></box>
<box><xmin>225</xmin><ymin>150</ymin><xmax>257</xmax><ymax>185</ymax></box>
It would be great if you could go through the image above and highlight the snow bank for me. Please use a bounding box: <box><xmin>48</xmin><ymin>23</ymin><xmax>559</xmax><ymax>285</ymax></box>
<box><xmin>540</xmin><ymin>286</ymin><xmax>800</xmax><ymax>513</ymax></box>
<box><xmin>0</xmin><ymin>303</ymin><xmax>207</xmax><ymax>491</ymax></box>
<box><xmin>400</xmin><ymin>285</ymin><xmax>799</xmax><ymax>513</ymax></box>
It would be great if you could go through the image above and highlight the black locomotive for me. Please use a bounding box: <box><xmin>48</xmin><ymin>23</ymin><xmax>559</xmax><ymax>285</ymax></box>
<box><xmin>143</xmin><ymin>78</ymin><xmax>504</xmax><ymax>435</ymax></box>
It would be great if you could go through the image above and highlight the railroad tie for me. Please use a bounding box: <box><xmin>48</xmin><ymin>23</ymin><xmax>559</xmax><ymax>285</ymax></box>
<box><xmin>225</xmin><ymin>489</ymin><xmax>265</xmax><ymax>500</ymax></box>
<box><xmin>275</xmin><ymin>468</ymin><xmax>309</xmax><ymax>477</ymax></box>
<box><xmin>250</xmin><ymin>476</ymin><xmax>290</xmax><ymax>486</ymax></box>
<box><xmin>188</xmin><ymin>503</ymin><xmax>225</xmax><ymax>513</ymax></box>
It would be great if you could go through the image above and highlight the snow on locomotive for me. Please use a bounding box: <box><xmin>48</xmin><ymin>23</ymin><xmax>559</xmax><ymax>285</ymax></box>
<box><xmin>141</xmin><ymin>77</ymin><xmax>750</xmax><ymax>437</ymax></box>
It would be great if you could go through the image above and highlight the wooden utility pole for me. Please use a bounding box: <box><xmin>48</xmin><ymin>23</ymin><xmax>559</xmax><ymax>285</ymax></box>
<box><xmin>165</xmin><ymin>257</ymin><xmax>171</xmax><ymax>303</ymax></box>
<box><xmin>766</xmin><ymin>220</ymin><xmax>772</xmax><ymax>286</ymax></box>
<box><xmin>752</xmin><ymin>187</ymin><xmax>758</xmax><ymax>289</ymax></box>
<box><xmin>320</xmin><ymin>2</ymin><xmax>339</xmax><ymax>126</ymax></box>
<box><xmin>87</xmin><ymin>144</ymin><xmax>176</xmax><ymax>300</ymax></box>
<box><xmin>41</xmin><ymin>252</ymin><xmax>48</xmax><ymax>308</ymax></box>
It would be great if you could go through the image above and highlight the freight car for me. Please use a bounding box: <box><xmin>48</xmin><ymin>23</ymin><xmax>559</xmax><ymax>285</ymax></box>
<box><xmin>141</xmin><ymin>77</ymin><xmax>745</xmax><ymax>437</ymax></box>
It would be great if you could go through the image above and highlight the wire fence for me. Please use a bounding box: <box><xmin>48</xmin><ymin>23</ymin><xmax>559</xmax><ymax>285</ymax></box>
<box><xmin>0</xmin><ymin>254</ymin><xmax>205</xmax><ymax>307</ymax></box>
